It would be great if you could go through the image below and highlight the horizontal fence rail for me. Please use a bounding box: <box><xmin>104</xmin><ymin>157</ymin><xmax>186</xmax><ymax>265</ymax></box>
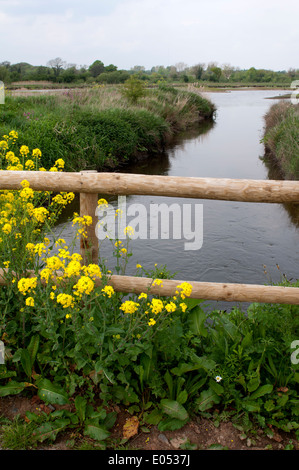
<box><xmin>2</xmin><ymin>170</ymin><xmax>299</xmax><ymax>202</ymax></box>
<box><xmin>1</xmin><ymin>270</ymin><xmax>299</xmax><ymax>305</ymax></box>
<box><xmin>1</xmin><ymin>170</ymin><xmax>299</xmax><ymax>305</ymax></box>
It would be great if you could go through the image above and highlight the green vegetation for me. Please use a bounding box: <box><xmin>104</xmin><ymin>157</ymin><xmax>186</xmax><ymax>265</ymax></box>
<box><xmin>1</xmin><ymin>58</ymin><xmax>298</xmax><ymax>87</ymax></box>
<box><xmin>0</xmin><ymin>83</ymin><xmax>215</xmax><ymax>171</ymax></box>
<box><xmin>0</xmin><ymin>128</ymin><xmax>298</xmax><ymax>450</ymax></box>
<box><xmin>262</xmin><ymin>101</ymin><xmax>299</xmax><ymax>179</ymax></box>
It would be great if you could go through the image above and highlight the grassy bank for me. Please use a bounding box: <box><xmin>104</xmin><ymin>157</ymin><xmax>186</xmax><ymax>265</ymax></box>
<box><xmin>0</xmin><ymin>84</ymin><xmax>215</xmax><ymax>171</ymax></box>
<box><xmin>262</xmin><ymin>101</ymin><xmax>299</xmax><ymax>179</ymax></box>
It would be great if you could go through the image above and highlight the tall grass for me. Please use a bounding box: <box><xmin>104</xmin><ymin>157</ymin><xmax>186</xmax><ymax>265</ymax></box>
<box><xmin>263</xmin><ymin>101</ymin><xmax>299</xmax><ymax>180</ymax></box>
<box><xmin>0</xmin><ymin>85</ymin><xmax>215</xmax><ymax>171</ymax></box>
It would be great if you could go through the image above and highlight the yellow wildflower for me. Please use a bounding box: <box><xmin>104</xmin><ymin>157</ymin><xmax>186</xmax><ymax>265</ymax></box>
<box><xmin>119</xmin><ymin>300</ymin><xmax>140</xmax><ymax>314</ymax></box>
<box><xmin>101</xmin><ymin>285</ymin><xmax>115</xmax><ymax>298</ymax></box>
<box><xmin>25</xmin><ymin>297</ymin><xmax>35</xmax><ymax>307</ymax></box>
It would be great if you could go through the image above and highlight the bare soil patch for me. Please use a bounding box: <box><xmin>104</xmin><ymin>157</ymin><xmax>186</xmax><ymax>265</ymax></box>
<box><xmin>0</xmin><ymin>395</ymin><xmax>297</xmax><ymax>451</ymax></box>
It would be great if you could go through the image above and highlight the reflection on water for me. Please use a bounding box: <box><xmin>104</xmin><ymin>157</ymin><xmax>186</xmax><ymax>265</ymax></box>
<box><xmin>53</xmin><ymin>90</ymin><xmax>299</xmax><ymax>311</ymax></box>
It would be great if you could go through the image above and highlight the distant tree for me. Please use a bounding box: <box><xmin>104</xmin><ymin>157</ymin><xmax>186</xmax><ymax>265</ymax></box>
<box><xmin>121</xmin><ymin>76</ymin><xmax>146</xmax><ymax>104</ymax></box>
<box><xmin>221</xmin><ymin>63</ymin><xmax>235</xmax><ymax>80</ymax></box>
<box><xmin>47</xmin><ymin>57</ymin><xmax>66</xmax><ymax>80</ymax></box>
<box><xmin>0</xmin><ymin>65</ymin><xmax>10</xmax><ymax>82</ymax></box>
<box><xmin>105</xmin><ymin>64</ymin><xmax>118</xmax><ymax>72</ymax></box>
<box><xmin>89</xmin><ymin>60</ymin><xmax>105</xmax><ymax>77</ymax></box>
<box><xmin>60</xmin><ymin>66</ymin><xmax>78</xmax><ymax>83</ymax></box>
<box><xmin>130</xmin><ymin>65</ymin><xmax>145</xmax><ymax>73</ymax></box>
<box><xmin>96</xmin><ymin>70</ymin><xmax>130</xmax><ymax>84</ymax></box>
<box><xmin>191</xmin><ymin>63</ymin><xmax>205</xmax><ymax>80</ymax></box>
<box><xmin>175</xmin><ymin>62</ymin><xmax>188</xmax><ymax>73</ymax></box>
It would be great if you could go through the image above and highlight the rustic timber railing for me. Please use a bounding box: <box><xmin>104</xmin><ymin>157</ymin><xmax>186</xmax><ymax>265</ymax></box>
<box><xmin>1</xmin><ymin>169</ymin><xmax>299</xmax><ymax>305</ymax></box>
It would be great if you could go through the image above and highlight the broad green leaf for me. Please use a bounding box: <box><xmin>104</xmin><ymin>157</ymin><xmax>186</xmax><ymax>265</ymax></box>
<box><xmin>103</xmin><ymin>411</ymin><xmax>117</xmax><ymax>430</ymax></box>
<box><xmin>184</xmin><ymin>298</ymin><xmax>204</xmax><ymax>311</ymax></box>
<box><xmin>21</xmin><ymin>349</ymin><xmax>32</xmax><ymax>378</ymax></box>
<box><xmin>143</xmin><ymin>408</ymin><xmax>163</xmax><ymax>426</ymax></box>
<box><xmin>177</xmin><ymin>389</ymin><xmax>188</xmax><ymax>405</ymax></box>
<box><xmin>241</xmin><ymin>331</ymin><xmax>253</xmax><ymax>350</ymax></box>
<box><xmin>0</xmin><ymin>380</ymin><xmax>25</xmax><ymax>397</ymax></box>
<box><xmin>247</xmin><ymin>377</ymin><xmax>260</xmax><ymax>393</ymax></box>
<box><xmin>250</xmin><ymin>384</ymin><xmax>273</xmax><ymax>399</ymax></box>
<box><xmin>141</xmin><ymin>354</ymin><xmax>154</xmax><ymax>384</ymax></box>
<box><xmin>196</xmin><ymin>388</ymin><xmax>221</xmax><ymax>411</ymax></box>
<box><xmin>158</xmin><ymin>417</ymin><xmax>189</xmax><ymax>432</ymax></box>
<box><xmin>192</xmin><ymin>355</ymin><xmax>217</xmax><ymax>371</ymax></box>
<box><xmin>264</xmin><ymin>399</ymin><xmax>275</xmax><ymax>412</ymax></box>
<box><xmin>164</xmin><ymin>371</ymin><xmax>173</xmax><ymax>398</ymax></box>
<box><xmin>160</xmin><ymin>399</ymin><xmax>188</xmax><ymax>421</ymax></box>
<box><xmin>27</xmin><ymin>335</ymin><xmax>39</xmax><ymax>367</ymax></box>
<box><xmin>209</xmin><ymin>378</ymin><xmax>224</xmax><ymax>395</ymax></box>
<box><xmin>34</xmin><ymin>419</ymin><xmax>70</xmax><ymax>443</ymax></box>
<box><xmin>37</xmin><ymin>379</ymin><xmax>69</xmax><ymax>405</ymax></box>
<box><xmin>242</xmin><ymin>400</ymin><xmax>260</xmax><ymax>413</ymax></box>
<box><xmin>75</xmin><ymin>395</ymin><xmax>87</xmax><ymax>422</ymax></box>
<box><xmin>84</xmin><ymin>424</ymin><xmax>110</xmax><ymax>441</ymax></box>
<box><xmin>189</xmin><ymin>308</ymin><xmax>207</xmax><ymax>337</ymax></box>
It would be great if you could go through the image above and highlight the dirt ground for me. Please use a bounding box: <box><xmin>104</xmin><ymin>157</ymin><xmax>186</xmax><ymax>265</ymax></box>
<box><xmin>0</xmin><ymin>395</ymin><xmax>298</xmax><ymax>451</ymax></box>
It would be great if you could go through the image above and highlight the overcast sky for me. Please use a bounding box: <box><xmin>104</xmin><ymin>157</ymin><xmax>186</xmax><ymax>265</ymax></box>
<box><xmin>0</xmin><ymin>0</ymin><xmax>298</xmax><ymax>71</ymax></box>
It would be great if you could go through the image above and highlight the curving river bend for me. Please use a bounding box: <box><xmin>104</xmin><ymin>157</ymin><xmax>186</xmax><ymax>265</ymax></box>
<box><xmin>53</xmin><ymin>89</ymin><xmax>299</xmax><ymax>311</ymax></box>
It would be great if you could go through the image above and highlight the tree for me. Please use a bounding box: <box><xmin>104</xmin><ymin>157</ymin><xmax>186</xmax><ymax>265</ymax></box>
<box><xmin>105</xmin><ymin>64</ymin><xmax>118</xmax><ymax>72</ymax></box>
<box><xmin>121</xmin><ymin>76</ymin><xmax>146</xmax><ymax>104</ymax></box>
<box><xmin>46</xmin><ymin>57</ymin><xmax>66</xmax><ymax>80</ymax></box>
<box><xmin>191</xmin><ymin>63</ymin><xmax>205</xmax><ymax>80</ymax></box>
<box><xmin>88</xmin><ymin>60</ymin><xmax>105</xmax><ymax>77</ymax></box>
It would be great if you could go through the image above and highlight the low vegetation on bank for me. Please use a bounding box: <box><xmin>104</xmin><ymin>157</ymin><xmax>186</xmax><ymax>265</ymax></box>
<box><xmin>0</xmin><ymin>134</ymin><xmax>298</xmax><ymax>449</ymax></box>
<box><xmin>0</xmin><ymin>82</ymin><xmax>215</xmax><ymax>171</ymax></box>
<box><xmin>263</xmin><ymin>101</ymin><xmax>299</xmax><ymax>179</ymax></box>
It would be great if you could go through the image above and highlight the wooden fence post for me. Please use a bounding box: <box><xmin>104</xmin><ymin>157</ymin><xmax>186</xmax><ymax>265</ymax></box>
<box><xmin>80</xmin><ymin>171</ymin><xmax>99</xmax><ymax>265</ymax></box>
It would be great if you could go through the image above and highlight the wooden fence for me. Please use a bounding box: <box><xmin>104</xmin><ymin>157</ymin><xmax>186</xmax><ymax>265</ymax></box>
<box><xmin>1</xmin><ymin>169</ymin><xmax>299</xmax><ymax>305</ymax></box>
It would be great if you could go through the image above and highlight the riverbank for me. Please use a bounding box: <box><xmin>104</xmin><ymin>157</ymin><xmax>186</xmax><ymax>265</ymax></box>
<box><xmin>262</xmin><ymin>101</ymin><xmax>299</xmax><ymax>180</ymax></box>
<box><xmin>0</xmin><ymin>84</ymin><xmax>215</xmax><ymax>171</ymax></box>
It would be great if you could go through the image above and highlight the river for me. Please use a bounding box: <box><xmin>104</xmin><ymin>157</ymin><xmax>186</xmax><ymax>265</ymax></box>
<box><xmin>53</xmin><ymin>89</ymin><xmax>299</xmax><ymax>311</ymax></box>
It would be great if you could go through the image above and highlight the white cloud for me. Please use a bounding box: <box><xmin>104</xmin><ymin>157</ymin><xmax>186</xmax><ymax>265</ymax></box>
<box><xmin>0</xmin><ymin>0</ymin><xmax>298</xmax><ymax>70</ymax></box>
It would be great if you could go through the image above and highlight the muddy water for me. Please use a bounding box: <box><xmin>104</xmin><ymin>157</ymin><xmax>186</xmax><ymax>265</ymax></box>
<box><xmin>53</xmin><ymin>89</ymin><xmax>298</xmax><ymax>311</ymax></box>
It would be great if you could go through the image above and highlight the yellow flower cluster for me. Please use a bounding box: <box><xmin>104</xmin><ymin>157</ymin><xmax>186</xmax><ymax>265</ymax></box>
<box><xmin>57</xmin><ymin>293</ymin><xmax>75</xmax><ymax>309</ymax></box>
<box><xmin>120</xmin><ymin>300</ymin><xmax>140</xmax><ymax>314</ymax></box>
<box><xmin>18</xmin><ymin>277</ymin><xmax>37</xmax><ymax>295</ymax></box>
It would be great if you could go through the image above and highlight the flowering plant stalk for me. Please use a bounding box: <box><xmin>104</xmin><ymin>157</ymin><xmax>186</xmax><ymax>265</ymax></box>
<box><xmin>0</xmin><ymin>131</ymin><xmax>201</xmax><ymax>412</ymax></box>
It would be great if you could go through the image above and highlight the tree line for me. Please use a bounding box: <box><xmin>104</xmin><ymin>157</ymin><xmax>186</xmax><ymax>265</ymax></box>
<box><xmin>0</xmin><ymin>57</ymin><xmax>298</xmax><ymax>85</ymax></box>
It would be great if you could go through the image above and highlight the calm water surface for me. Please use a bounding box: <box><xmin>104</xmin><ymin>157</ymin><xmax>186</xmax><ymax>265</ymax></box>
<box><xmin>54</xmin><ymin>89</ymin><xmax>298</xmax><ymax>310</ymax></box>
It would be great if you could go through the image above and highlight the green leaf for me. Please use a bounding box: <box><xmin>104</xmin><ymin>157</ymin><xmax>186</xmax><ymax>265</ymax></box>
<box><xmin>75</xmin><ymin>395</ymin><xmax>87</xmax><ymax>422</ymax></box>
<box><xmin>84</xmin><ymin>424</ymin><xmax>110</xmax><ymax>441</ymax></box>
<box><xmin>209</xmin><ymin>379</ymin><xmax>224</xmax><ymax>396</ymax></box>
<box><xmin>160</xmin><ymin>399</ymin><xmax>188</xmax><ymax>421</ymax></box>
<box><xmin>264</xmin><ymin>399</ymin><xmax>275</xmax><ymax>412</ymax></box>
<box><xmin>34</xmin><ymin>419</ymin><xmax>70</xmax><ymax>443</ymax></box>
<box><xmin>143</xmin><ymin>408</ymin><xmax>163</xmax><ymax>426</ymax></box>
<box><xmin>164</xmin><ymin>371</ymin><xmax>173</xmax><ymax>398</ymax></box>
<box><xmin>103</xmin><ymin>411</ymin><xmax>117</xmax><ymax>430</ymax></box>
<box><xmin>37</xmin><ymin>379</ymin><xmax>69</xmax><ymax>405</ymax></box>
<box><xmin>177</xmin><ymin>390</ymin><xmax>188</xmax><ymax>405</ymax></box>
<box><xmin>27</xmin><ymin>335</ymin><xmax>39</xmax><ymax>367</ymax></box>
<box><xmin>0</xmin><ymin>380</ymin><xmax>25</xmax><ymax>397</ymax></box>
<box><xmin>21</xmin><ymin>349</ymin><xmax>32</xmax><ymax>378</ymax></box>
<box><xmin>196</xmin><ymin>388</ymin><xmax>221</xmax><ymax>411</ymax></box>
<box><xmin>250</xmin><ymin>384</ymin><xmax>273</xmax><ymax>399</ymax></box>
<box><xmin>242</xmin><ymin>400</ymin><xmax>260</xmax><ymax>413</ymax></box>
<box><xmin>247</xmin><ymin>377</ymin><xmax>260</xmax><ymax>393</ymax></box>
<box><xmin>184</xmin><ymin>298</ymin><xmax>204</xmax><ymax>310</ymax></box>
<box><xmin>140</xmin><ymin>354</ymin><xmax>154</xmax><ymax>384</ymax></box>
<box><xmin>189</xmin><ymin>308</ymin><xmax>208</xmax><ymax>337</ymax></box>
<box><xmin>158</xmin><ymin>417</ymin><xmax>188</xmax><ymax>432</ymax></box>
